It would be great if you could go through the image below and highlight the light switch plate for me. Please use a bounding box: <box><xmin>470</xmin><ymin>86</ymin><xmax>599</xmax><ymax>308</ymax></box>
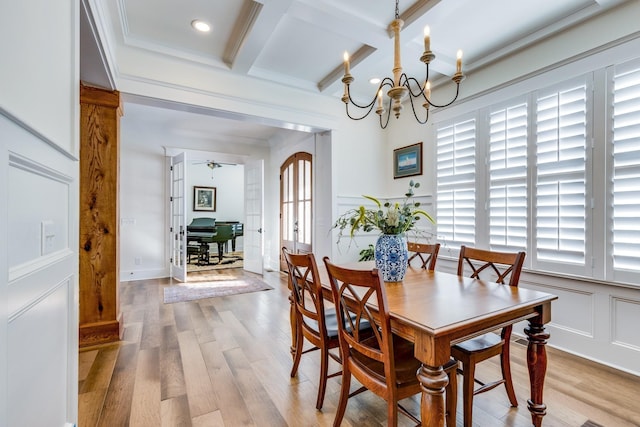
<box><xmin>41</xmin><ymin>220</ymin><xmax>55</xmax><ymax>255</ymax></box>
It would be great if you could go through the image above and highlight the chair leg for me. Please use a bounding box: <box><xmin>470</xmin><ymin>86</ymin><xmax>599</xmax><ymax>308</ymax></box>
<box><xmin>387</xmin><ymin>396</ymin><xmax>398</xmax><ymax>427</ymax></box>
<box><xmin>462</xmin><ymin>361</ymin><xmax>475</xmax><ymax>427</ymax></box>
<box><xmin>316</xmin><ymin>343</ymin><xmax>329</xmax><ymax>410</ymax></box>
<box><xmin>290</xmin><ymin>324</ymin><xmax>304</xmax><ymax>378</ymax></box>
<box><xmin>446</xmin><ymin>367</ymin><xmax>457</xmax><ymax>427</ymax></box>
<box><xmin>333</xmin><ymin>370</ymin><xmax>351</xmax><ymax>427</ymax></box>
<box><xmin>501</xmin><ymin>344</ymin><xmax>518</xmax><ymax>407</ymax></box>
<box><xmin>289</xmin><ymin>297</ymin><xmax>297</xmax><ymax>360</ymax></box>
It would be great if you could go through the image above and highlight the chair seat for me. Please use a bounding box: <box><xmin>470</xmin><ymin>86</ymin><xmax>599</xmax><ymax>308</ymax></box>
<box><xmin>453</xmin><ymin>332</ymin><xmax>502</xmax><ymax>354</ymax></box>
<box><xmin>351</xmin><ymin>335</ymin><xmax>457</xmax><ymax>388</ymax></box>
<box><xmin>306</xmin><ymin>312</ymin><xmax>371</xmax><ymax>339</ymax></box>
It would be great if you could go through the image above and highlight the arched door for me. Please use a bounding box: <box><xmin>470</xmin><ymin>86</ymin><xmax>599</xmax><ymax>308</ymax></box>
<box><xmin>280</xmin><ymin>152</ymin><xmax>312</xmax><ymax>270</ymax></box>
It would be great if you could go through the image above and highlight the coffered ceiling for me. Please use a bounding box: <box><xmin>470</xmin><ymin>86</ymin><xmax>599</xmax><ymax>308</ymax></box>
<box><xmin>82</xmin><ymin>0</ymin><xmax>629</xmax><ymax>145</ymax></box>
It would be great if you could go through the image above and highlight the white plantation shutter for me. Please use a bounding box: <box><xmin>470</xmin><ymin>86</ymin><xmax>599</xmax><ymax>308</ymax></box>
<box><xmin>535</xmin><ymin>79</ymin><xmax>588</xmax><ymax>265</ymax></box>
<box><xmin>436</xmin><ymin>118</ymin><xmax>476</xmax><ymax>247</ymax></box>
<box><xmin>489</xmin><ymin>101</ymin><xmax>528</xmax><ymax>252</ymax></box>
<box><xmin>611</xmin><ymin>61</ymin><xmax>640</xmax><ymax>272</ymax></box>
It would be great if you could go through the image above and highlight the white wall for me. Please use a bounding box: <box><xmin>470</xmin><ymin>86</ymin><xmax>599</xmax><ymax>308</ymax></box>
<box><xmin>0</xmin><ymin>1</ymin><xmax>79</xmax><ymax>426</ymax></box>
<box><xmin>187</xmin><ymin>163</ymin><xmax>244</xmax><ymax>225</ymax></box>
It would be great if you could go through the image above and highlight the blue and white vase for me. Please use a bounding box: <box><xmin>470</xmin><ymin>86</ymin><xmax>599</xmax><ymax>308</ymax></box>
<box><xmin>374</xmin><ymin>233</ymin><xmax>408</xmax><ymax>282</ymax></box>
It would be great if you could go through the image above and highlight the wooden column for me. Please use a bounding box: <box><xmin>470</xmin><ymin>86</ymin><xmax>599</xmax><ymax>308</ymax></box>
<box><xmin>79</xmin><ymin>84</ymin><xmax>122</xmax><ymax>347</ymax></box>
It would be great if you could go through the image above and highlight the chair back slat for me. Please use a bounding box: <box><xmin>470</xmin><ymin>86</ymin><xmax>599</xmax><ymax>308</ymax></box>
<box><xmin>282</xmin><ymin>249</ymin><xmax>327</xmax><ymax>336</ymax></box>
<box><xmin>323</xmin><ymin>258</ymin><xmax>394</xmax><ymax>370</ymax></box>
<box><xmin>457</xmin><ymin>246</ymin><xmax>525</xmax><ymax>287</ymax></box>
<box><xmin>407</xmin><ymin>242</ymin><xmax>440</xmax><ymax>270</ymax></box>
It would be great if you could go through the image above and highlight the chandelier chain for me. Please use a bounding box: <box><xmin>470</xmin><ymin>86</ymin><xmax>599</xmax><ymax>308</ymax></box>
<box><xmin>395</xmin><ymin>0</ymin><xmax>399</xmax><ymax>20</ymax></box>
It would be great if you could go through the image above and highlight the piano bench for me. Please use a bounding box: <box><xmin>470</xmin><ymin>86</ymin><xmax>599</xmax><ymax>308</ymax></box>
<box><xmin>187</xmin><ymin>243</ymin><xmax>209</xmax><ymax>265</ymax></box>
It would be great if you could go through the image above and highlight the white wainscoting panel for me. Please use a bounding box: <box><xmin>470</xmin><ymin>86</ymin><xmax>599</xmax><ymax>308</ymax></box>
<box><xmin>2</xmin><ymin>111</ymin><xmax>79</xmax><ymax>426</ymax></box>
<box><xmin>611</xmin><ymin>295</ymin><xmax>640</xmax><ymax>350</ymax></box>
<box><xmin>8</xmin><ymin>153</ymin><xmax>70</xmax><ymax>266</ymax></box>
<box><xmin>520</xmin><ymin>280</ymin><xmax>595</xmax><ymax>337</ymax></box>
<box><xmin>8</xmin><ymin>281</ymin><xmax>71</xmax><ymax>427</ymax></box>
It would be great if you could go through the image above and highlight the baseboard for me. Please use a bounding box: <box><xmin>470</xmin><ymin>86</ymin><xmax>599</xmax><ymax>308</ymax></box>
<box><xmin>120</xmin><ymin>267</ymin><xmax>168</xmax><ymax>282</ymax></box>
<box><xmin>79</xmin><ymin>320</ymin><xmax>121</xmax><ymax>347</ymax></box>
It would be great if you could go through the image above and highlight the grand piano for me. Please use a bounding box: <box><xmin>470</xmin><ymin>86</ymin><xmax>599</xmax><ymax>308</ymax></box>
<box><xmin>186</xmin><ymin>218</ymin><xmax>243</xmax><ymax>265</ymax></box>
<box><xmin>214</xmin><ymin>221</ymin><xmax>244</xmax><ymax>252</ymax></box>
<box><xmin>186</xmin><ymin>217</ymin><xmax>216</xmax><ymax>265</ymax></box>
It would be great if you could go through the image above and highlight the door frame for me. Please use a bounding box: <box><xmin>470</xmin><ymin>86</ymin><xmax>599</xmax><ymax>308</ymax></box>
<box><xmin>280</xmin><ymin>152</ymin><xmax>313</xmax><ymax>271</ymax></box>
<box><xmin>169</xmin><ymin>152</ymin><xmax>187</xmax><ymax>282</ymax></box>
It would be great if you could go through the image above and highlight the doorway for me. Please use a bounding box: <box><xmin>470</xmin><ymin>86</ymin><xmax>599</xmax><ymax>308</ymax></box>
<box><xmin>166</xmin><ymin>149</ymin><xmax>263</xmax><ymax>280</ymax></box>
<box><xmin>280</xmin><ymin>152</ymin><xmax>312</xmax><ymax>271</ymax></box>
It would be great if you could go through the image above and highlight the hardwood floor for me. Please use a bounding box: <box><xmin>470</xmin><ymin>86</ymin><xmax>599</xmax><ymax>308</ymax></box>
<box><xmin>79</xmin><ymin>268</ymin><xmax>640</xmax><ymax>427</ymax></box>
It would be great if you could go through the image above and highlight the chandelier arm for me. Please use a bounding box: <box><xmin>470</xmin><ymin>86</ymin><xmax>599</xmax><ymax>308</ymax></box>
<box><xmin>346</xmin><ymin>86</ymin><xmax>377</xmax><ymax>110</ymax></box>
<box><xmin>345</xmin><ymin>102</ymin><xmax>377</xmax><ymax>121</ymax></box>
<box><xmin>377</xmin><ymin>78</ymin><xmax>395</xmax><ymax>96</ymax></box>
<box><xmin>380</xmin><ymin>77</ymin><xmax>395</xmax><ymax>87</ymax></box>
<box><xmin>403</xmin><ymin>76</ymin><xmax>428</xmax><ymax>98</ymax></box>
<box><xmin>424</xmin><ymin>84</ymin><xmax>462</xmax><ymax>108</ymax></box>
<box><xmin>379</xmin><ymin>97</ymin><xmax>393</xmax><ymax>129</ymax></box>
<box><xmin>406</xmin><ymin>94</ymin><xmax>429</xmax><ymax>125</ymax></box>
<box><xmin>344</xmin><ymin>78</ymin><xmax>401</xmax><ymax>122</ymax></box>
<box><xmin>344</xmin><ymin>78</ymin><xmax>396</xmax><ymax>120</ymax></box>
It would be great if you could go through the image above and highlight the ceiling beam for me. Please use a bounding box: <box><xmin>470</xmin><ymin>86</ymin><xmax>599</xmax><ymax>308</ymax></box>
<box><xmin>223</xmin><ymin>0</ymin><xmax>263</xmax><ymax>68</ymax></box>
<box><xmin>226</xmin><ymin>0</ymin><xmax>294</xmax><ymax>74</ymax></box>
<box><xmin>318</xmin><ymin>44</ymin><xmax>376</xmax><ymax>93</ymax></box>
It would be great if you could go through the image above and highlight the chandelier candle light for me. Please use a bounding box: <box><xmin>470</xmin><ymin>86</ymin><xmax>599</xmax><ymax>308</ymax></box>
<box><xmin>341</xmin><ymin>0</ymin><xmax>465</xmax><ymax>128</ymax></box>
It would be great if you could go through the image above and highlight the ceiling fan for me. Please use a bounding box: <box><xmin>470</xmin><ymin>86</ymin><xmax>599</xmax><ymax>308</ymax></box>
<box><xmin>193</xmin><ymin>160</ymin><xmax>238</xmax><ymax>179</ymax></box>
<box><xmin>193</xmin><ymin>160</ymin><xmax>237</xmax><ymax>169</ymax></box>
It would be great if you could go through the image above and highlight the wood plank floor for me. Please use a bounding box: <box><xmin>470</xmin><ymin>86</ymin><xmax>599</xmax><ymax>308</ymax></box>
<box><xmin>79</xmin><ymin>268</ymin><xmax>640</xmax><ymax>426</ymax></box>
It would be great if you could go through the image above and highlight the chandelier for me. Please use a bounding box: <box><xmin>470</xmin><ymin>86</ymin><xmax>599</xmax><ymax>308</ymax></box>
<box><xmin>341</xmin><ymin>0</ymin><xmax>465</xmax><ymax>129</ymax></box>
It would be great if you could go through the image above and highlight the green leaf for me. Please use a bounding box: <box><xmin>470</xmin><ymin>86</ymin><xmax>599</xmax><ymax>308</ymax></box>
<box><xmin>362</xmin><ymin>195</ymin><xmax>381</xmax><ymax>208</ymax></box>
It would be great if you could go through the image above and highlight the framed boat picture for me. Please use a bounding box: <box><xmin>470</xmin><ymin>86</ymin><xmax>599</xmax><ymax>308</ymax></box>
<box><xmin>393</xmin><ymin>142</ymin><xmax>422</xmax><ymax>179</ymax></box>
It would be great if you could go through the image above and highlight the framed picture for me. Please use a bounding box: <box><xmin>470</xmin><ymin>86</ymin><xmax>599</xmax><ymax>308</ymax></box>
<box><xmin>193</xmin><ymin>186</ymin><xmax>216</xmax><ymax>211</ymax></box>
<box><xmin>393</xmin><ymin>142</ymin><xmax>423</xmax><ymax>179</ymax></box>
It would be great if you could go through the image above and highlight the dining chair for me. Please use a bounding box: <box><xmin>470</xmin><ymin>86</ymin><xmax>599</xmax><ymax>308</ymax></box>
<box><xmin>323</xmin><ymin>257</ymin><xmax>457</xmax><ymax>427</ymax></box>
<box><xmin>282</xmin><ymin>248</ymin><xmax>343</xmax><ymax>410</ymax></box>
<box><xmin>407</xmin><ymin>242</ymin><xmax>440</xmax><ymax>270</ymax></box>
<box><xmin>452</xmin><ymin>245</ymin><xmax>527</xmax><ymax>427</ymax></box>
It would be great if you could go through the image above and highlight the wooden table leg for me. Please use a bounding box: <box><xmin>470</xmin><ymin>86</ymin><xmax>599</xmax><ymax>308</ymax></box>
<box><xmin>525</xmin><ymin>321</ymin><xmax>550</xmax><ymax>427</ymax></box>
<box><xmin>417</xmin><ymin>364</ymin><xmax>448</xmax><ymax>427</ymax></box>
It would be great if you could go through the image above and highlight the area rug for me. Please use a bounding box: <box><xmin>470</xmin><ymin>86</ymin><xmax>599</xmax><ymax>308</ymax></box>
<box><xmin>186</xmin><ymin>251</ymin><xmax>243</xmax><ymax>272</ymax></box>
<box><xmin>163</xmin><ymin>276</ymin><xmax>272</xmax><ymax>304</ymax></box>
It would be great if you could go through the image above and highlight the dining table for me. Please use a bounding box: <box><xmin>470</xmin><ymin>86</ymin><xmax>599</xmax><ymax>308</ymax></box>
<box><xmin>316</xmin><ymin>261</ymin><xmax>558</xmax><ymax>427</ymax></box>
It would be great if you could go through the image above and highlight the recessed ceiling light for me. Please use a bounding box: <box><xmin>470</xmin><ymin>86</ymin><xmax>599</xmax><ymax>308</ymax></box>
<box><xmin>191</xmin><ymin>20</ymin><xmax>211</xmax><ymax>32</ymax></box>
<box><xmin>370</xmin><ymin>78</ymin><xmax>381</xmax><ymax>84</ymax></box>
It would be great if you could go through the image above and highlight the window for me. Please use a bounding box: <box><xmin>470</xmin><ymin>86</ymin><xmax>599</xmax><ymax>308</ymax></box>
<box><xmin>611</xmin><ymin>60</ymin><xmax>640</xmax><ymax>275</ymax></box>
<box><xmin>489</xmin><ymin>100</ymin><xmax>528</xmax><ymax>252</ymax></box>
<box><xmin>436</xmin><ymin>118</ymin><xmax>476</xmax><ymax>247</ymax></box>
<box><xmin>534</xmin><ymin>79</ymin><xmax>588</xmax><ymax>266</ymax></box>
